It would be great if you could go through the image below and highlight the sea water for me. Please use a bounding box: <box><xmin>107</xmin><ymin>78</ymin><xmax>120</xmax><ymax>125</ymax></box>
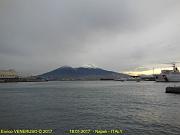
<box><xmin>0</xmin><ymin>81</ymin><xmax>180</xmax><ymax>135</ymax></box>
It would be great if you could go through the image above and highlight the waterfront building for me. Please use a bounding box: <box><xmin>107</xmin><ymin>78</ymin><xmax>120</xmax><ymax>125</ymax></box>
<box><xmin>0</xmin><ymin>70</ymin><xmax>17</xmax><ymax>79</ymax></box>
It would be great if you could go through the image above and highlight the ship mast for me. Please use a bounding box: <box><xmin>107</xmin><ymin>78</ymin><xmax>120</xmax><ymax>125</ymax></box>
<box><xmin>173</xmin><ymin>63</ymin><xmax>176</xmax><ymax>72</ymax></box>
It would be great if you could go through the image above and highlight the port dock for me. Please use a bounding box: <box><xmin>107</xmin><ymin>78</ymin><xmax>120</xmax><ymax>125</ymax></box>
<box><xmin>166</xmin><ymin>86</ymin><xmax>180</xmax><ymax>94</ymax></box>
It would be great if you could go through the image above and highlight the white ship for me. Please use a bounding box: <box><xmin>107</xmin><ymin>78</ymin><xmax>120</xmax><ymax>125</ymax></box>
<box><xmin>155</xmin><ymin>63</ymin><xmax>180</xmax><ymax>82</ymax></box>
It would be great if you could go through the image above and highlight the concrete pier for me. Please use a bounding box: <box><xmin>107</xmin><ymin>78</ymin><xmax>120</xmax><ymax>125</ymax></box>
<box><xmin>166</xmin><ymin>86</ymin><xmax>180</xmax><ymax>94</ymax></box>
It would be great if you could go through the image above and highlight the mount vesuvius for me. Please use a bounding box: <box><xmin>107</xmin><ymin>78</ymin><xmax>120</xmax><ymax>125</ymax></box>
<box><xmin>39</xmin><ymin>66</ymin><xmax>129</xmax><ymax>80</ymax></box>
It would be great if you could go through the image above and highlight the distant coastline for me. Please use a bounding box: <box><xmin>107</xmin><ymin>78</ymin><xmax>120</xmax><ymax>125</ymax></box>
<box><xmin>0</xmin><ymin>66</ymin><xmax>157</xmax><ymax>83</ymax></box>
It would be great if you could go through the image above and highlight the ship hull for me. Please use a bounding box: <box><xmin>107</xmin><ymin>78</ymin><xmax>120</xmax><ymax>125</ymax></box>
<box><xmin>155</xmin><ymin>74</ymin><xmax>180</xmax><ymax>82</ymax></box>
<box><xmin>155</xmin><ymin>75</ymin><xmax>167</xmax><ymax>82</ymax></box>
<box><xmin>166</xmin><ymin>74</ymin><xmax>180</xmax><ymax>82</ymax></box>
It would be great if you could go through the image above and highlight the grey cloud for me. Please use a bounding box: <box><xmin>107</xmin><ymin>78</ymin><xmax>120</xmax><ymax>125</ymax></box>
<box><xmin>0</xmin><ymin>0</ymin><xmax>180</xmax><ymax>74</ymax></box>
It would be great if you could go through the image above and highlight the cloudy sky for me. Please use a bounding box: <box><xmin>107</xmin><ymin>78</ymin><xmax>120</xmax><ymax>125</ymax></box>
<box><xmin>0</xmin><ymin>0</ymin><xmax>180</xmax><ymax>75</ymax></box>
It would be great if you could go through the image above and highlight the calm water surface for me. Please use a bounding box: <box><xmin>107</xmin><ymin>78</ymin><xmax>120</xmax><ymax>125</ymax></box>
<box><xmin>0</xmin><ymin>81</ymin><xmax>180</xmax><ymax>135</ymax></box>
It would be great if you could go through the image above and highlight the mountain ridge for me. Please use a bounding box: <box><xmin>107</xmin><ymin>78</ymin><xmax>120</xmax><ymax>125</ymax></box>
<box><xmin>39</xmin><ymin>66</ymin><xmax>129</xmax><ymax>80</ymax></box>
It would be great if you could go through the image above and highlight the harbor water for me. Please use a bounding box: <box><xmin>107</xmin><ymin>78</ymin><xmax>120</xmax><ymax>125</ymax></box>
<box><xmin>0</xmin><ymin>81</ymin><xmax>180</xmax><ymax>135</ymax></box>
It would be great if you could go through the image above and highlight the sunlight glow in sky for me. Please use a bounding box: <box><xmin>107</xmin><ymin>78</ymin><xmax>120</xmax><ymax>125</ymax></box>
<box><xmin>125</xmin><ymin>67</ymin><xmax>175</xmax><ymax>76</ymax></box>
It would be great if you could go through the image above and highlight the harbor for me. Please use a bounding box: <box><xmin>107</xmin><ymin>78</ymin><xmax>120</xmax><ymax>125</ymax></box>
<box><xmin>1</xmin><ymin>63</ymin><xmax>180</xmax><ymax>83</ymax></box>
<box><xmin>0</xmin><ymin>70</ymin><xmax>47</xmax><ymax>83</ymax></box>
<box><xmin>0</xmin><ymin>0</ymin><xmax>180</xmax><ymax>134</ymax></box>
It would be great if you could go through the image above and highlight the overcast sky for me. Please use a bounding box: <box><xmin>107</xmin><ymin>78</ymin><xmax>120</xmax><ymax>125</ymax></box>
<box><xmin>0</xmin><ymin>0</ymin><xmax>180</xmax><ymax>75</ymax></box>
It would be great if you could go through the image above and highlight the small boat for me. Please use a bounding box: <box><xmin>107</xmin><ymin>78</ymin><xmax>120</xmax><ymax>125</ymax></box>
<box><xmin>114</xmin><ymin>78</ymin><xmax>127</xmax><ymax>81</ymax></box>
<box><xmin>166</xmin><ymin>86</ymin><xmax>180</xmax><ymax>93</ymax></box>
<box><xmin>136</xmin><ymin>78</ymin><xmax>141</xmax><ymax>82</ymax></box>
<box><xmin>127</xmin><ymin>77</ymin><xmax>141</xmax><ymax>82</ymax></box>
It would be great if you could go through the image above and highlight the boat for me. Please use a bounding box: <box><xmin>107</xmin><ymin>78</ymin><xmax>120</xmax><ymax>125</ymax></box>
<box><xmin>155</xmin><ymin>63</ymin><xmax>180</xmax><ymax>82</ymax></box>
<box><xmin>114</xmin><ymin>78</ymin><xmax>127</xmax><ymax>81</ymax></box>
<box><xmin>126</xmin><ymin>76</ymin><xmax>141</xmax><ymax>82</ymax></box>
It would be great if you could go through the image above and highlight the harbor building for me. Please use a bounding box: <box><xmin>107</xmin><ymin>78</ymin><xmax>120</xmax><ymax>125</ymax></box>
<box><xmin>0</xmin><ymin>70</ymin><xmax>17</xmax><ymax>79</ymax></box>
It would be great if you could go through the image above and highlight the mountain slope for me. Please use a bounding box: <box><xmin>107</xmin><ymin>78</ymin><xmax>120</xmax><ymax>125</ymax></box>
<box><xmin>39</xmin><ymin>66</ymin><xmax>129</xmax><ymax>80</ymax></box>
